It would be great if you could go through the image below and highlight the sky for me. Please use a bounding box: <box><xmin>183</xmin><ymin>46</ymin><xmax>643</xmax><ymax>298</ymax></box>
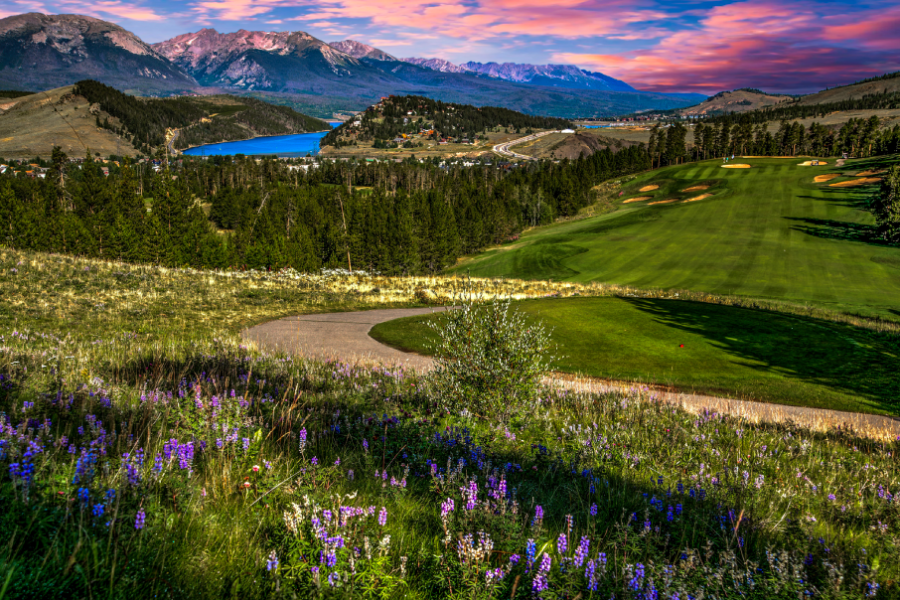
<box><xmin>2</xmin><ymin>0</ymin><xmax>899</xmax><ymax>94</ymax></box>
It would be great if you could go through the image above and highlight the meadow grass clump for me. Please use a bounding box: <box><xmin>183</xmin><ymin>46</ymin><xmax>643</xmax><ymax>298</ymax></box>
<box><xmin>426</xmin><ymin>291</ymin><xmax>555</xmax><ymax>421</ymax></box>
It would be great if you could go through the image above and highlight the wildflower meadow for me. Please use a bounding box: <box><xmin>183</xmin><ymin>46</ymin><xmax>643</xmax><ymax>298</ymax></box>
<box><xmin>1</xmin><ymin>248</ymin><xmax>899</xmax><ymax>600</ymax></box>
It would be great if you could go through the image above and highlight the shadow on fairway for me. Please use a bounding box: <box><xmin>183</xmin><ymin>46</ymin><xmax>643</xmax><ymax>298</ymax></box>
<box><xmin>786</xmin><ymin>217</ymin><xmax>882</xmax><ymax>245</ymax></box>
<box><xmin>624</xmin><ymin>297</ymin><xmax>900</xmax><ymax>415</ymax></box>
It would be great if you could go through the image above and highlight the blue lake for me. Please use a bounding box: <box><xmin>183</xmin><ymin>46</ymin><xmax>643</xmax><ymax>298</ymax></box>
<box><xmin>183</xmin><ymin>121</ymin><xmax>343</xmax><ymax>157</ymax></box>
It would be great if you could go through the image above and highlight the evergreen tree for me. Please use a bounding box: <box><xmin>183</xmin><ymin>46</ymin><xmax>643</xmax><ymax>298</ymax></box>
<box><xmin>874</xmin><ymin>165</ymin><xmax>900</xmax><ymax>244</ymax></box>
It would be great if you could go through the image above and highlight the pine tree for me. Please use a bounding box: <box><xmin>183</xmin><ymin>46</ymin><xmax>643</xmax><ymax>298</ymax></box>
<box><xmin>874</xmin><ymin>165</ymin><xmax>900</xmax><ymax>244</ymax></box>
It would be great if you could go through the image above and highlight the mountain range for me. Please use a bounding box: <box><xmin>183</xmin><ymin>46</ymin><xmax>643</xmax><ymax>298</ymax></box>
<box><xmin>401</xmin><ymin>58</ymin><xmax>637</xmax><ymax>92</ymax></box>
<box><xmin>0</xmin><ymin>13</ymin><xmax>707</xmax><ymax>118</ymax></box>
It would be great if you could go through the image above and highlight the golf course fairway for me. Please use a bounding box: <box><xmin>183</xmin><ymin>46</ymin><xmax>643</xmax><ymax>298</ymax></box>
<box><xmin>369</xmin><ymin>297</ymin><xmax>900</xmax><ymax>415</ymax></box>
<box><xmin>450</xmin><ymin>155</ymin><xmax>900</xmax><ymax>319</ymax></box>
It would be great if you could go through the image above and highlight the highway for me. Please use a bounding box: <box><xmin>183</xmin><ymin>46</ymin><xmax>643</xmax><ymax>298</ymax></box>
<box><xmin>492</xmin><ymin>130</ymin><xmax>560</xmax><ymax>161</ymax></box>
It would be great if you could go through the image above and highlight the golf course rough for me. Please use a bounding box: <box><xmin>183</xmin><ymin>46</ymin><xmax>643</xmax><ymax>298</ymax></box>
<box><xmin>450</xmin><ymin>155</ymin><xmax>900</xmax><ymax>320</ymax></box>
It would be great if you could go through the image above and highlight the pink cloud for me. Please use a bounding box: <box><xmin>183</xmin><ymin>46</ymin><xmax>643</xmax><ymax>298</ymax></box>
<box><xmin>554</xmin><ymin>1</ymin><xmax>900</xmax><ymax>93</ymax></box>
<box><xmin>302</xmin><ymin>0</ymin><xmax>665</xmax><ymax>41</ymax></box>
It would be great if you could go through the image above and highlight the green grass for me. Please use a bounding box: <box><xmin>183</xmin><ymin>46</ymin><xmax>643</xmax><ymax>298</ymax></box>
<box><xmin>450</xmin><ymin>155</ymin><xmax>900</xmax><ymax>320</ymax></box>
<box><xmin>370</xmin><ymin>297</ymin><xmax>900</xmax><ymax>415</ymax></box>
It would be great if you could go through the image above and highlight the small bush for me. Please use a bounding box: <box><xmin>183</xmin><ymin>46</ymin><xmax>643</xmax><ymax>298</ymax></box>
<box><xmin>427</xmin><ymin>292</ymin><xmax>554</xmax><ymax>420</ymax></box>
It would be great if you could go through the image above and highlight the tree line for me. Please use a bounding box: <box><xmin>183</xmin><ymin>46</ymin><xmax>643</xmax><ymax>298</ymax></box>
<box><xmin>0</xmin><ymin>144</ymin><xmax>648</xmax><ymax>273</ymax></box>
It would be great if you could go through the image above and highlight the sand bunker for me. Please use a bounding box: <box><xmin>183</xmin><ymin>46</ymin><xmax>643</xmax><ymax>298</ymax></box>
<box><xmin>623</xmin><ymin>197</ymin><xmax>651</xmax><ymax>203</ymax></box>
<box><xmin>639</xmin><ymin>185</ymin><xmax>659</xmax><ymax>192</ymax></box>
<box><xmin>829</xmin><ymin>177</ymin><xmax>882</xmax><ymax>188</ymax></box>
<box><xmin>813</xmin><ymin>174</ymin><xmax>839</xmax><ymax>183</ymax></box>
<box><xmin>684</xmin><ymin>194</ymin><xmax>713</xmax><ymax>203</ymax></box>
<box><xmin>682</xmin><ymin>185</ymin><xmax>710</xmax><ymax>192</ymax></box>
<box><xmin>649</xmin><ymin>199</ymin><xmax>678</xmax><ymax>205</ymax></box>
<box><xmin>742</xmin><ymin>156</ymin><xmax>795</xmax><ymax>159</ymax></box>
<box><xmin>797</xmin><ymin>161</ymin><xmax>828</xmax><ymax>166</ymax></box>
<box><xmin>721</xmin><ymin>164</ymin><xmax>752</xmax><ymax>169</ymax></box>
<box><xmin>856</xmin><ymin>170</ymin><xmax>884</xmax><ymax>177</ymax></box>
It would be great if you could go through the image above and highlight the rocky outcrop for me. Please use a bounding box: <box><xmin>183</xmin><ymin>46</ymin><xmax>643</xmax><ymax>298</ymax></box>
<box><xmin>328</xmin><ymin>40</ymin><xmax>396</xmax><ymax>61</ymax></box>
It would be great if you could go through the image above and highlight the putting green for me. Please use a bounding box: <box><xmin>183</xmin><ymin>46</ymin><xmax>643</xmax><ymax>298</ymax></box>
<box><xmin>370</xmin><ymin>297</ymin><xmax>900</xmax><ymax>415</ymax></box>
<box><xmin>450</xmin><ymin>155</ymin><xmax>900</xmax><ymax>320</ymax></box>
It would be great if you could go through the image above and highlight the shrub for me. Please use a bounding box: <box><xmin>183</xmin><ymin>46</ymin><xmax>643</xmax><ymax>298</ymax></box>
<box><xmin>427</xmin><ymin>292</ymin><xmax>554</xmax><ymax>420</ymax></box>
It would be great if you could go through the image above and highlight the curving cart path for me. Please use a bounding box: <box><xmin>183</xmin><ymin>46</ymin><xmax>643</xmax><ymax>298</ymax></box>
<box><xmin>243</xmin><ymin>308</ymin><xmax>900</xmax><ymax>438</ymax></box>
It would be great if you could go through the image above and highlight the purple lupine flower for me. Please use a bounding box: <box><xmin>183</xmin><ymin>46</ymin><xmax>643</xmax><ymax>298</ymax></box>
<box><xmin>334</xmin><ymin>458</ymin><xmax>341</xmax><ymax>467</ymax></box>
<box><xmin>362</xmin><ymin>438</ymin><xmax>369</xmax><ymax>452</ymax></box>
<box><xmin>585</xmin><ymin>559</ymin><xmax>598</xmax><ymax>591</ymax></box>
<box><xmin>311</xmin><ymin>456</ymin><xmax>318</xmax><ymax>466</ymax></box>
<box><xmin>298</xmin><ymin>428</ymin><xmax>307</xmax><ymax>454</ymax></box>
<box><xmin>574</xmin><ymin>536</ymin><xmax>589</xmax><ymax>567</ymax></box>
<box><xmin>266</xmin><ymin>551</ymin><xmax>278</xmax><ymax>571</ymax></box>
<box><xmin>378</xmin><ymin>507</ymin><xmax>387</xmax><ymax>526</ymax></box>
<box><xmin>485</xmin><ymin>568</ymin><xmax>505</xmax><ymax>583</ymax></box>
<box><xmin>590</xmin><ymin>503</ymin><xmax>598</xmax><ymax>516</ymax></box>
<box><xmin>828</xmin><ymin>494</ymin><xmax>836</xmax><ymax>501</ymax></box>
<box><xmin>629</xmin><ymin>563</ymin><xmax>645</xmax><ymax>591</ymax></box>
<box><xmin>510</xmin><ymin>554</ymin><xmax>520</xmax><ymax>565</ymax></box>
<box><xmin>557</xmin><ymin>533</ymin><xmax>568</xmax><ymax>555</ymax></box>
<box><xmin>441</xmin><ymin>498</ymin><xmax>455</xmax><ymax>516</ymax></box>
<box><xmin>532</xmin><ymin>553</ymin><xmax>551</xmax><ymax>594</ymax></box>
<box><xmin>242</xmin><ymin>438</ymin><xmax>250</xmax><ymax>451</ymax></box>
<box><xmin>534</xmin><ymin>505</ymin><xmax>544</xmax><ymax>525</ymax></box>
<box><xmin>93</xmin><ymin>504</ymin><xmax>105</xmax><ymax>517</ymax></box>
<box><xmin>526</xmin><ymin>539</ymin><xmax>536</xmax><ymax>570</ymax></box>
<box><xmin>135</xmin><ymin>508</ymin><xmax>146</xmax><ymax>530</ymax></box>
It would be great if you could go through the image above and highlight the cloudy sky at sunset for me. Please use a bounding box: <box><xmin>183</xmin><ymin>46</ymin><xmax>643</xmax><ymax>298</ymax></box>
<box><xmin>2</xmin><ymin>0</ymin><xmax>899</xmax><ymax>94</ymax></box>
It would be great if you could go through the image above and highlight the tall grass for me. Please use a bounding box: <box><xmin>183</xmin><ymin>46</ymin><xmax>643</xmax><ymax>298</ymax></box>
<box><xmin>1</xmin><ymin>248</ymin><xmax>899</xmax><ymax>598</ymax></box>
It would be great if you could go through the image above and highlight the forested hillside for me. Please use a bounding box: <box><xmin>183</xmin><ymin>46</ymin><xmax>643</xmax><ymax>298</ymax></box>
<box><xmin>323</xmin><ymin>95</ymin><xmax>572</xmax><ymax>147</ymax></box>
<box><xmin>0</xmin><ymin>145</ymin><xmax>648</xmax><ymax>273</ymax></box>
<box><xmin>685</xmin><ymin>117</ymin><xmax>900</xmax><ymax>159</ymax></box>
<box><xmin>72</xmin><ymin>81</ymin><xmax>330</xmax><ymax>155</ymax></box>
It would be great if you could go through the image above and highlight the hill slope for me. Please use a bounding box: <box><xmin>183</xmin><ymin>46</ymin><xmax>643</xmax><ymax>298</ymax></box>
<box><xmin>321</xmin><ymin>94</ymin><xmax>571</xmax><ymax>147</ymax></box>
<box><xmin>0</xmin><ymin>81</ymin><xmax>330</xmax><ymax>157</ymax></box>
<box><xmin>450</xmin><ymin>155</ymin><xmax>900</xmax><ymax>319</ymax></box>
<box><xmin>680</xmin><ymin>89</ymin><xmax>793</xmax><ymax>116</ymax></box>
<box><xmin>0</xmin><ymin>13</ymin><xmax>196</xmax><ymax>93</ymax></box>
<box><xmin>797</xmin><ymin>72</ymin><xmax>900</xmax><ymax>106</ymax></box>
<box><xmin>0</xmin><ymin>85</ymin><xmax>132</xmax><ymax>158</ymax></box>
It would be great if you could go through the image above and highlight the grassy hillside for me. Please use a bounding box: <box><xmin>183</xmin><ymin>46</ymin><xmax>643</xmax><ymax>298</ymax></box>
<box><xmin>680</xmin><ymin>88</ymin><xmax>794</xmax><ymax>116</ymax></box>
<box><xmin>450</xmin><ymin>154</ymin><xmax>900</xmax><ymax>319</ymax></box>
<box><xmin>0</xmin><ymin>81</ymin><xmax>331</xmax><ymax>157</ymax></box>
<box><xmin>798</xmin><ymin>71</ymin><xmax>900</xmax><ymax>106</ymax></box>
<box><xmin>74</xmin><ymin>80</ymin><xmax>330</xmax><ymax>155</ymax></box>
<box><xmin>3</xmin><ymin>248</ymin><xmax>899</xmax><ymax>598</ymax></box>
<box><xmin>0</xmin><ymin>85</ymin><xmax>137</xmax><ymax>158</ymax></box>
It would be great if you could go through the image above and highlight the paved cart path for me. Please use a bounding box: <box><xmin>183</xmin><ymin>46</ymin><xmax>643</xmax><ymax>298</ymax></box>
<box><xmin>243</xmin><ymin>308</ymin><xmax>900</xmax><ymax>438</ymax></box>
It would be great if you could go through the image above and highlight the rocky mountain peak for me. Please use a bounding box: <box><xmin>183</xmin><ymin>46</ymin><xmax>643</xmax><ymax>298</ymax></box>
<box><xmin>329</xmin><ymin>40</ymin><xmax>396</xmax><ymax>61</ymax></box>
